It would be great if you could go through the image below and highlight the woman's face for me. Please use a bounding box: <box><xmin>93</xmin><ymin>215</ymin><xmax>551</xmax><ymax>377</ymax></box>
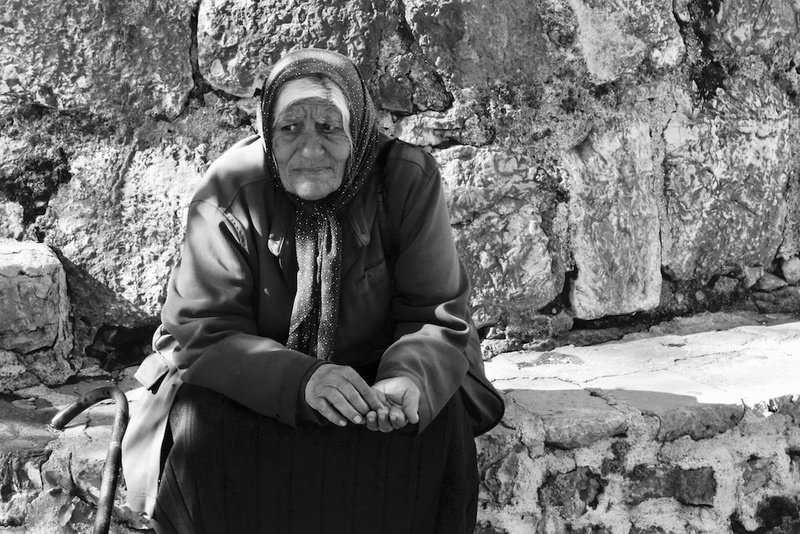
<box><xmin>271</xmin><ymin>97</ymin><xmax>351</xmax><ymax>201</ymax></box>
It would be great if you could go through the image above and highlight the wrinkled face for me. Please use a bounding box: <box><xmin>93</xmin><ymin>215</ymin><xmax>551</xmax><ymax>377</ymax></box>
<box><xmin>271</xmin><ymin>97</ymin><xmax>351</xmax><ymax>201</ymax></box>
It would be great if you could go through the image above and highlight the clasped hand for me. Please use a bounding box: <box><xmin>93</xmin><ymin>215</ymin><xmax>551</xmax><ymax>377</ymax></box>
<box><xmin>304</xmin><ymin>364</ymin><xmax>420</xmax><ymax>433</ymax></box>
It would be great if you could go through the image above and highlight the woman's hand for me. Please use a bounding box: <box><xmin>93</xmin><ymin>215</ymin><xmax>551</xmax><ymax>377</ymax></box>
<box><xmin>366</xmin><ymin>377</ymin><xmax>420</xmax><ymax>433</ymax></box>
<box><xmin>305</xmin><ymin>364</ymin><xmax>386</xmax><ymax>427</ymax></box>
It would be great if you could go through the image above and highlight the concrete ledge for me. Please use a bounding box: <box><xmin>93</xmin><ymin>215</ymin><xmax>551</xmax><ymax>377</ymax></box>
<box><xmin>1</xmin><ymin>319</ymin><xmax>799</xmax><ymax>533</ymax></box>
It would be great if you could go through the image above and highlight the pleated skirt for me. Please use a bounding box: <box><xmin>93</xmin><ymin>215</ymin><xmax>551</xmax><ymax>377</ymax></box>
<box><xmin>152</xmin><ymin>384</ymin><xmax>479</xmax><ymax>534</ymax></box>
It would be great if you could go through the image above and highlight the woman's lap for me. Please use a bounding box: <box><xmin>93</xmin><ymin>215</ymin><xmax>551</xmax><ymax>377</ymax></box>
<box><xmin>153</xmin><ymin>384</ymin><xmax>478</xmax><ymax>534</ymax></box>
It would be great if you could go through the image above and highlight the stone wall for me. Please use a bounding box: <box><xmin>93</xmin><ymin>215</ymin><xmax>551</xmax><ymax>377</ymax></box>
<box><xmin>478</xmin><ymin>392</ymin><xmax>800</xmax><ymax>534</ymax></box>
<box><xmin>2</xmin><ymin>0</ymin><xmax>800</xmax><ymax>378</ymax></box>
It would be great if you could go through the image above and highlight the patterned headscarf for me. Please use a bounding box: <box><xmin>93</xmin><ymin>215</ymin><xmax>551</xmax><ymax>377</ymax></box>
<box><xmin>261</xmin><ymin>48</ymin><xmax>380</xmax><ymax>360</ymax></box>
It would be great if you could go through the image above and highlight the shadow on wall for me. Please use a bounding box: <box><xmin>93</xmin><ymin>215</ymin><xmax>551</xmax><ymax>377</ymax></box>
<box><xmin>54</xmin><ymin>251</ymin><xmax>158</xmax><ymax>373</ymax></box>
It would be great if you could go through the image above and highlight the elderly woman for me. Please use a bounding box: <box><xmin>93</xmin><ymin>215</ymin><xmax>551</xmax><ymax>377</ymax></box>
<box><xmin>122</xmin><ymin>48</ymin><xmax>502</xmax><ymax>534</ymax></box>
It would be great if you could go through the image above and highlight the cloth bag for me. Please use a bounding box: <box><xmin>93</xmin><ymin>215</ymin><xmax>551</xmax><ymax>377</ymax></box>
<box><xmin>460</xmin><ymin>325</ymin><xmax>505</xmax><ymax>436</ymax></box>
<box><xmin>121</xmin><ymin>327</ymin><xmax>183</xmax><ymax>517</ymax></box>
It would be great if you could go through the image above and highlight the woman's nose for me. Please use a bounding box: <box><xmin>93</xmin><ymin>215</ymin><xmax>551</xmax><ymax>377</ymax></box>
<box><xmin>299</xmin><ymin>130</ymin><xmax>325</xmax><ymax>157</ymax></box>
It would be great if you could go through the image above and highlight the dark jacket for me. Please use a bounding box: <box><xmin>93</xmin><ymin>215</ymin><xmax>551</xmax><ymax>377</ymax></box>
<box><xmin>161</xmin><ymin>135</ymin><xmax>475</xmax><ymax>432</ymax></box>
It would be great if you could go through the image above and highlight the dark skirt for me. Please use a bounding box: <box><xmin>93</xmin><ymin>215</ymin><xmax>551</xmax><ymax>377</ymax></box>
<box><xmin>153</xmin><ymin>384</ymin><xmax>479</xmax><ymax>534</ymax></box>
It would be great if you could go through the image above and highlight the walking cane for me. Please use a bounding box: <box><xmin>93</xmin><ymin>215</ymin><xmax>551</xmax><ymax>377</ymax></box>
<box><xmin>51</xmin><ymin>386</ymin><xmax>129</xmax><ymax>534</ymax></box>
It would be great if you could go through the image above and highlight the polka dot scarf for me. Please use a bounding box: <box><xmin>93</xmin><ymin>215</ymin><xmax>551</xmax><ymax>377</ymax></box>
<box><xmin>260</xmin><ymin>49</ymin><xmax>380</xmax><ymax>360</ymax></box>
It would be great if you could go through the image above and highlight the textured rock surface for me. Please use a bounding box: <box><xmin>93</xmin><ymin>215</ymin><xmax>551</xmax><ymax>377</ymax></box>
<box><xmin>0</xmin><ymin>196</ymin><xmax>24</xmax><ymax>240</ymax></box>
<box><xmin>36</xmin><ymin>141</ymin><xmax>204</xmax><ymax>368</ymax></box>
<box><xmin>439</xmin><ymin>146</ymin><xmax>566</xmax><ymax>324</ymax></box>
<box><xmin>197</xmin><ymin>0</ymin><xmax>389</xmax><ymax>97</ymax></box>
<box><xmin>705</xmin><ymin>0</ymin><xmax>800</xmax><ymax>56</ymax></box>
<box><xmin>0</xmin><ymin>0</ymin><xmax>194</xmax><ymax>118</ymax></box>
<box><xmin>753</xmin><ymin>286</ymin><xmax>800</xmax><ymax>314</ymax></box>
<box><xmin>0</xmin><ymin>240</ymin><xmax>72</xmax><ymax>388</ymax></box>
<box><xmin>42</xmin><ymin>143</ymin><xmax>202</xmax><ymax>317</ymax></box>
<box><xmin>562</xmin><ymin>117</ymin><xmax>661</xmax><ymax>319</ymax></box>
<box><xmin>594</xmin><ymin>387</ymin><xmax>745</xmax><ymax>441</ymax></box>
<box><xmin>404</xmin><ymin>0</ymin><xmax>557</xmax><ymax>89</ymax></box>
<box><xmin>661</xmin><ymin>76</ymin><xmax>795</xmax><ymax>281</ymax></box>
<box><xmin>570</xmin><ymin>0</ymin><xmax>684</xmax><ymax>83</ymax></box>
<box><xmin>0</xmin><ymin>380</ymin><xmax>144</xmax><ymax>533</ymax></box>
<box><xmin>625</xmin><ymin>465</ymin><xmax>716</xmax><ymax>506</ymax></box>
<box><xmin>781</xmin><ymin>257</ymin><xmax>800</xmax><ymax>285</ymax></box>
<box><xmin>0</xmin><ymin>449</ymin><xmax>51</xmax><ymax>529</ymax></box>
<box><xmin>509</xmin><ymin>388</ymin><xmax>628</xmax><ymax>449</ymax></box>
<box><xmin>480</xmin><ymin>320</ymin><xmax>800</xmax><ymax>531</ymax></box>
<box><xmin>476</xmin><ymin>393</ymin><xmax>800</xmax><ymax>534</ymax></box>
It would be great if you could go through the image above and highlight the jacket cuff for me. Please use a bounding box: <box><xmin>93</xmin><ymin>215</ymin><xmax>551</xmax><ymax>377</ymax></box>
<box><xmin>294</xmin><ymin>360</ymin><xmax>333</xmax><ymax>427</ymax></box>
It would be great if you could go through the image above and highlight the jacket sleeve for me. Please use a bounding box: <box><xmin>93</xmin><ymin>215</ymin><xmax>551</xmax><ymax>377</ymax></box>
<box><xmin>375</xmin><ymin>148</ymin><xmax>472</xmax><ymax>433</ymax></box>
<box><xmin>161</xmin><ymin>198</ymin><xmax>327</xmax><ymax>428</ymax></box>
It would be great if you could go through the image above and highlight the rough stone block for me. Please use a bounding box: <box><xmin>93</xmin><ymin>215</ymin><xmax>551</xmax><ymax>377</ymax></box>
<box><xmin>0</xmin><ymin>450</ymin><xmax>52</xmax><ymax>529</ymax></box>
<box><xmin>372</xmin><ymin>24</ymin><xmax>451</xmax><ymax>114</ymax></box>
<box><xmin>562</xmin><ymin>118</ymin><xmax>661</xmax><ymax>319</ymax></box>
<box><xmin>508</xmin><ymin>389</ymin><xmax>627</xmax><ymax>449</ymax></box>
<box><xmin>661</xmin><ymin>76</ymin><xmax>793</xmax><ymax>281</ymax></box>
<box><xmin>197</xmin><ymin>0</ymin><xmax>388</xmax><ymax>97</ymax></box>
<box><xmin>540</xmin><ymin>466</ymin><xmax>606</xmax><ymax>518</ymax></box>
<box><xmin>626</xmin><ymin>465</ymin><xmax>716</xmax><ymax>506</ymax></box>
<box><xmin>37</xmin><ymin>142</ymin><xmax>202</xmax><ymax>364</ymax></box>
<box><xmin>753</xmin><ymin>286</ymin><xmax>800</xmax><ymax>314</ymax></box>
<box><xmin>741</xmin><ymin>456</ymin><xmax>771</xmax><ymax>495</ymax></box>
<box><xmin>0</xmin><ymin>196</ymin><xmax>24</xmax><ymax>240</ymax></box>
<box><xmin>731</xmin><ymin>496</ymin><xmax>800</xmax><ymax>534</ymax></box>
<box><xmin>477</xmin><ymin>394</ymin><xmax>546</xmax><ymax>510</ymax></box>
<box><xmin>406</xmin><ymin>0</ymin><xmax>556</xmax><ymax>89</ymax></box>
<box><xmin>711</xmin><ymin>275</ymin><xmax>739</xmax><ymax>295</ymax></box>
<box><xmin>0</xmin><ymin>0</ymin><xmax>194</xmax><ymax>117</ymax></box>
<box><xmin>654</xmin><ymin>404</ymin><xmax>745</xmax><ymax>442</ymax></box>
<box><xmin>706</xmin><ymin>0</ymin><xmax>800</xmax><ymax>56</ymax></box>
<box><xmin>742</xmin><ymin>266</ymin><xmax>766</xmax><ymax>289</ymax></box>
<box><xmin>753</xmin><ymin>273</ymin><xmax>788</xmax><ymax>292</ymax></box>
<box><xmin>781</xmin><ymin>257</ymin><xmax>800</xmax><ymax>285</ymax></box>
<box><xmin>593</xmin><ymin>387</ymin><xmax>744</xmax><ymax>442</ymax></box>
<box><xmin>769</xmin><ymin>395</ymin><xmax>800</xmax><ymax>423</ymax></box>
<box><xmin>0</xmin><ymin>350</ymin><xmax>38</xmax><ymax>393</ymax></box>
<box><xmin>0</xmin><ymin>240</ymin><xmax>73</xmax><ymax>388</ymax></box>
<box><xmin>438</xmin><ymin>146</ymin><xmax>565</xmax><ymax>321</ymax></box>
<box><xmin>570</xmin><ymin>0</ymin><xmax>683</xmax><ymax>83</ymax></box>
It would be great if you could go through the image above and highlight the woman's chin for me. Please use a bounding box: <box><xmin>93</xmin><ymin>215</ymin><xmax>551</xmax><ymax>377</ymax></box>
<box><xmin>294</xmin><ymin>189</ymin><xmax>331</xmax><ymax>201</ymax></box>
<box><xmin>291</xmin><ymin>183</ymin><xmax>340</xmax><ymax>201</ymax></box>
<box><xmin>283</xmin><ymin>177</ymin><xmax>342</xmax><ymax>201</ymax></box>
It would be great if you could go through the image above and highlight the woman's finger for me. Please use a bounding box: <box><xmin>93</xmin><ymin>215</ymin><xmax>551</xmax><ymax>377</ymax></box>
<box><xmin>377</xmin><ymin>406</ymin><xmax>393</xmax><ymax>433</ymax></box>
<box><xmin>306</xmin><ymin>364</ymin><xmax>380</xmax><ymax>424</ymax></box>
<box><xmin>336</xmin><ymin>368</ymin><xmax>385</xmax><ymax>413</ymax></box>
<box><xmin>365</xmin><ymin>410</ymin><xmax>380</xmax><ymax>432</ymax></box>
<box><xmin>337</xmin><ymin>380</ymin><xmax>372</xmax><ymax>417</ymax></box>
<box><xmin>388</xmin><ymin>405</ymin><xmax>408</xmax><ymax>429</ymax></box>
<box><xmin>401</xmin><ymin>390</ymin><xmax>420</xmax><ymax>425</ymax></box>
<box><xmin>323</xmin><ymin>388</ymin><xmax>365</xmax><ymax>425</ymax></box>
<box><xmin>357</xmin><ymin>384</ymin><xmax>386</xmax><ymax>413</ymax></box>
<box><xmin>310</xmin><ymin>398</ymin><xmax>348</xmax><ymax>427</ymax></box>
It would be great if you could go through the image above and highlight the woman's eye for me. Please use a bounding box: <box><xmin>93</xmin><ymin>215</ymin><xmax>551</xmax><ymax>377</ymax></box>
<box><xmin>319</xmin><ymin>123</ymin><xmax>334</xmax><ymax>132</ymax></box>
<box><xmin>280</xmin><ymin>123</ymin><xmax>298</xmax><ymax>132</ymax></box>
